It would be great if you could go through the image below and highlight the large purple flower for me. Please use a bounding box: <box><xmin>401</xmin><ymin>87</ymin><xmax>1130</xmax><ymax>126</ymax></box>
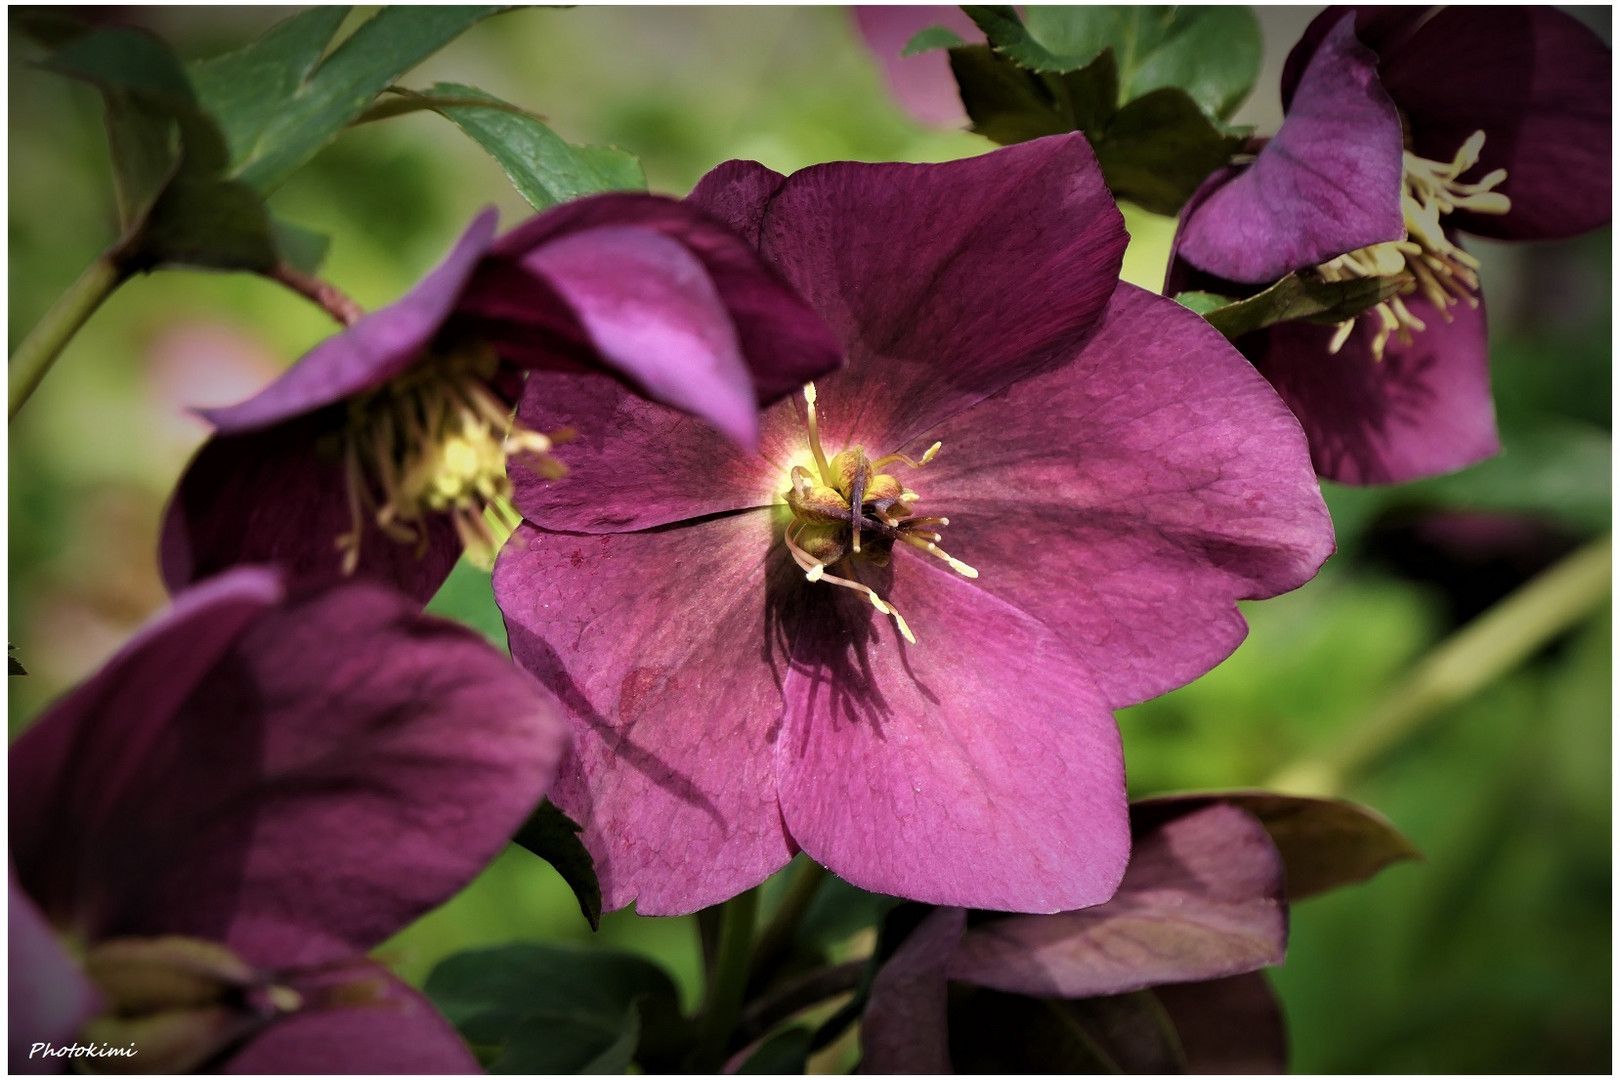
<box><xmin>160</xmin><ymin>195</ymin><xmax>843</xmax><ymax>601</ymax></box>
<box><xmin>10</xmin><ymin>567</ymin><xmax>567</xmax><ymax>1073</ymax></box>
<box><xmin>859</xmin><ymin>799</ymin><xmax>1293</xmax><ymax>1073</ymax></box>
<box><xmin>1171</xmin><ymin>7</ymin><xmax>1611</xmax><ymax>485</ymax></box>
<box><xmin>493</xmin><ymin>134</ymin><xmax>1334</xmax><ymax>916</ymax></box>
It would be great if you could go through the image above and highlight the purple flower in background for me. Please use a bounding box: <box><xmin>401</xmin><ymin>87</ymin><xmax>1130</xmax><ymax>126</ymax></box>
<box><xmin>161</xmin><ymin>196</ymin><xmax>843</xmax><ymax>601</ymax></box>
<box><xmin>859</xmin><ymin>800</ymin><xmax>1293</xmax><ymax>1074</ymax></box>
<box><xmin>1171</xmin><ymin>7</ymin><xmax>1611</xmax><ymax>485</ymax></box>
<box><xmin>494</xmin><ymin>134</ymin><xmax>1333</xmax><ymax>916</ymax></box>
<box><xmin>852</xmin><ymin>6</ymin><xmax>982</xmax><ymax>128</ymax></box>
<box><xmin>10</xmin><ymin>567</ymin><xmax>567</xmax><ymax>1073</ymax></box>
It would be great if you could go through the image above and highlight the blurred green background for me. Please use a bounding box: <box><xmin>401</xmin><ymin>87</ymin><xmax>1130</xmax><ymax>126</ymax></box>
<box><xmin>9</xmin><ymin>7</ymin><xmax>1610</xmax><ymax>1072</ymax></box>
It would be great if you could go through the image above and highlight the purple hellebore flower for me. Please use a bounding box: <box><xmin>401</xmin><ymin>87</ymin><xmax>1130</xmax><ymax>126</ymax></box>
<box><xmin>160</xmin><ymin>196</ymin><xmax>844</xmax><ymax>602</ymax></box>
<box><xmin>859</xmin><ymin>800</ymin><xmax>1292</xmax><ymax>1074</ymax></box>
<box><xmin>10</xmin><ymin>566</ymin><xmax>567</xmax><ymax>1073</ymax></box>
<box><xmin>493</xmin><ymin>133</ymin><xmax>1334</xmax><ymax>916</ymax></box>
<box><xmin>1170</xmin><ymin>7</ymin><xmax>1612</xmax><ymax>485</ymax></box>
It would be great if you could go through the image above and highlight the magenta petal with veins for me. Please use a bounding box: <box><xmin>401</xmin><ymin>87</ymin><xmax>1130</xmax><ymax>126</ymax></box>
<box><xmin>496</xmin><ymin>134</ymin><xmax>1331</xmax><ymax>916</ymax></box>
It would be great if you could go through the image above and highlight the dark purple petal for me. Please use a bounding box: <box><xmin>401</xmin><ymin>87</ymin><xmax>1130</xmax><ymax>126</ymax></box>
<box><xmin>920</xmin><ymin>284</ymin><xmax>1334</xmax><ymax>708</ymax></box>
<box><xmin>949</xmin><ymin>802</ymin><xmax>1286</xmax><ymax>998</ymax></box>
<box><xmin>1379</xmin><ymin>6</ymin><xmax>1612</xmax><ymax>241</ymax></box>
<box><xmin>223</xmin><ymin>972</ymin><xmax>477</xmax><ymax>1074</ymax></box>
<box><xmin>1155</xmin><ymin>972</ymin><xmax>1289</xmax><ymax>1073</ymax></box>
<box><xmin>517</xmin><ymin>224</ymin><xmax>759</xmax><ymax>447</ymax></box>
<box><xmin>472</xmin><ymin>192</ymin><xmax>843</xmax><ymax>407</ymax></box>
<box><xmin>13</xmin><ymin>577</ymin><xmax>565</xmax><ymax>967</ymax></box>
<box><xmin>1175</xmin><ymin>14</ymin><xmax>1405</xmax><ymax>283</ymax></box>
<box><xmin>858</xmin><ymin>907</ymin><xmax>965</xmax><ymax>1074</ymax></box>
<box><xmin>778</xmin><ymin>564</ymin><xmax>1129</xmax><ymax>914</ymax></box>
<box><xmin>1278</xmin><ymin>7</ymin><xmax>1427</xmax><ymax>108</ymax></box>
<box><xmin>159</xmin><ymin>421</ymin><xmax>462</xmax><ymax>602</ymax></box>
<box><xmin>686</xmin><ymin>159</ymin><xmax>787</xmax><ymax>249</ymax></box>
<box><xmin>201</xmin><ymin>212</ymin><xmax>498</xmax><ymax>433</ymax></box>
<box><xmin>494</xmin><ymin>516</ymin><xmax>798</xmax><ymax>916</ymax></box>
<box><xmin>510</xmin><ymin>373</ymin><xmax>786</xmax><ymax>533</ymax></box>
<box><xmin>1248</xmin><ymin>289</ymin><xmax>1498</xmax><ymax>485</ymax></box>
<box><xmin>757</xmin><ymin>134</ymin><xmax>1128</xmax><ymax>451</ymax></box>
<box><xmin>853</xmin><ymin>6</ymin><xmax>982</xmax><ymax>128</ymax></box>
<box><xmin>9</xmin><ymin>873</ymin><xmax>102</xmax><ymax>1075</ymax></box>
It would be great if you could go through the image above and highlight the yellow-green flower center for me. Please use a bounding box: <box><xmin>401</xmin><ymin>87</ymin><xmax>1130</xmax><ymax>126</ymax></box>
<box><xmin>336</xmin><ymin>344</ymin><xmax>568</xmax><ymax>572</ymax></box>
<box><xmin>1317</xmin><ymin>128</ymin><xmax>1511</xmax><ymax>360</ymax></box>
<box><xmin>782</xmin><ymin>383</ymin><xmax>977</xmax><ymax>644</ymax></box>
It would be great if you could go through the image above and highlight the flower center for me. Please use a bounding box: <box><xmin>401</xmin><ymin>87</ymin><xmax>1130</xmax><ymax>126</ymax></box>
<box><xmin>336</xmin><ymin>343</ymin><xmax>569</xmax><ymax>573</ymax></box>
<box><xmin>1316</xmin><ymin>129</ymin><xmax>1511</xmax><ymax>360</ymax></box>
<box><xmin>782</xmin><ymin>383</ymin><xmax>977</xmax><ymax>644</ymax></box>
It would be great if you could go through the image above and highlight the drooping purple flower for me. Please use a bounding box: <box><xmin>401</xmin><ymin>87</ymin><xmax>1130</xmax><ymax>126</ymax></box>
<box><xmin>859</xmin><ymin>800</ymin><xmax>1292</xmax><ymax>1074</ymax></box>
<box><xmin>493</xmin><ymin>133</ymin><xmax>1334</xmax><ymax>916</ymax></box>
<box><xmin>160</xmin><ymin>196</ymin><xmax>844</xmax><ymax>602</ymax></box>
<box><xmin>1170</xmin><ymin>7</ymin><xmax>1611</xmax><ymax>485</ymax></box>
<box><xmin>9</xmin><ymin>566</ymin><xmax>567</xmax><ymax>1073</ymax></box>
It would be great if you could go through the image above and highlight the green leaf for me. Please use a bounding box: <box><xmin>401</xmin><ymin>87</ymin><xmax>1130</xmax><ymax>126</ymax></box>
<box><xmin>189</xmin><ymin>6</ymin><xmax>353</xmax><ymax>169</ymax></box>
<box><xmin>1091</xmin><ymin>86</ymin><xmax>1245</xmax><ymax>215</ymax></box>
<box><xmin>137</xmin><ymin>172</ymin><xmax>279</xmax><ymax>271</ymax></box>
<box><xmin>1020</xmin><ymin>6</ymin><xmax>1261</xmax><ymax>119</ymax></box>
<box><xmin>1193</xmin><ymin>272</ymin><xmax>1408</xmax><ymax>341</ymax></box>
<box><xmin>948</xmin><ymin>45</ymin><xmax>1117</xmax><ymax>147</ymax></box>
<box><xmin>270</xmin><ymin>218</ymin><xmax>331</xmax><ymax>275</ymax></box>
<box><xmin>512</xmin><ymin>799</ymin><xmax>603</xmax><ymax>930</ymax></box>
<box><xmin>1174</xmin><ymin>291</ymin><xmax>1230</xmax><ymax>317</ymax></box>
<box><xmin>425</xmin><ymin>942</ymin><xmax>687</xmax><ymax>1074</ymax></box>
<box><xmin>734</xmin><ymin>1026</ymin><xmax>813</xmax><ymax>1073</ymax></box>
<box><xmin>420</xmin><ymin>82</ymin><xmax>646</xmax><ymax>210</ymax></box>
<box><xmin>901</xmin><ymin>25</ymin><xmax>967</xmax><ymax>57</ymax></box>
<box><xmin>228</xmin><ymin>6</ymin><xmax>509</xmax><ymax>194</ymax></box>
<box><xmin>9</xmin><ymin>644</ymin><xmax>26</xmax><ymax>678</ymax></box>
<box><xmin>1136</xmin><ymin>791</ymin><xmax>1423</xmax><ymax>900</ymax></box>
<box><xmin>963</xmin><ymin>5</ymin><xmax>1092</xmax><ymax>72</ymax></box>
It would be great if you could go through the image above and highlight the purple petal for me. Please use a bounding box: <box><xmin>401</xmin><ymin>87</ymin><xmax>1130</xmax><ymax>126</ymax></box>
<box><xmin>1378</xmin><ymin>6</ymin><xmax>1612</xmax><ymax>241</ymax></box>
<box><xmin>494</xmin><ymin>516</ymin><xmax>797</xmax><ymax>916</ymax></box>
<box><xmin>757</xmin><ymin>134</ymin><xmax>1127</xmax><ymax>451</ymax></box>
<box><xmin>510</xmin><ymin>372</ymin><xmax>786</xmax><ymax>533</ymax></box>
<box><xmin>223</xmin><ymin>972</ymin><xmax>477</xmax><ymax>1074</ymax></box>
<box><xmin>1174</xmin><ymin>14</ymin><xmax>1405</xmax><ymax>283</ymax></box>
<box><xmin>517</xmin><ymin>224</ymin><xmax>759</xmax><ymax>447</ymax></box>
<box><xmin>160</xmin><ymin>422</ymin><xmax>462</xmax><ymax>602</ymax></box>
<box><xmin>949</xmin><ymin>802</ymin><xmax>1286</xmax><ymax>998</ymax></box>
<box><xmin>1155</xmin><ymin>972</ymin><xmax>1289</xmax><ymax>1073</ymax></box>
<box><xmin>13</xmin><ymin>578</ymin><xmax>565</xmax><ymax>967</ymax></box>
<box><xmin>1248</xmin><ymin>289</ymin><xmax>1499</xmax><ymax>485</ymax></box>
<box><xmin>858</xmin><ymin>907</ymin><xmax>965</xmax><ymax>1074</ymax></box>
<box><xmin>777</xmin><ymin>566</ymin><xmax>1129</xmax><ymax>914</ymax></box>
<box><xmin>853</xmin><ymin>6</ymin><xmax>982</xmax><ymax>128</ymax></box>
<box><xmin>919</xmin><ymin>284</ymin><xmax>1334</xmax><ymax>708</ymax></box>
<box><xmin>9</xmin><ymin>872</ymin><xmax>102</xmax><ymax>1075</ymax></box>
<box><xmin>201</xmin><ymin>211</ymin><xmax>498</xmax><ymax>433</ymax></box>
<box><xmin>471</xmin><ymin>192</ymin><xmax>843</xmax><ymax>407</ymax></box>
<box><xmin>686</xmin><ymin>159</ymin><xmax>787</xmax><ymax>248</ymax></box>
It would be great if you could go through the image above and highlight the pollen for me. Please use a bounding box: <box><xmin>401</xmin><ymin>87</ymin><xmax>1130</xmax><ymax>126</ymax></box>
<box><xmin>783</xmin><ymin>383</ymin><xmax>977</xmax><ymax>644</ymax></box>
<box><xmin>1317</xmin><ymin>128</ymin><xmax>1511</xmax><ymax>361</ymax></box>
<box><xmin>336</xmin><ymin>343</ymin><xmax>568</xmax><ymax>574</ymax></box>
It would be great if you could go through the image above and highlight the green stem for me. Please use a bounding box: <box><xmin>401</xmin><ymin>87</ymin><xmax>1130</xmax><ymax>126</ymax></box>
<box><xmin>9</xmin><ymin>253</ymin><xmax>127</xmax><ymax>420</ymax></box>
<box><xmin>687</xmin><ymin>886</ymin><xmax>759</xmax><ymax>1072</ymax></box>
<box><xmin>1269</xmin><ymin>533</ymin><xmax>1612</xmax><ymax>796</ymax></box>
<box><xmin>748</xmin><ymin>859</ymin><xmax>829</xmax><ymax>993</ymax></box>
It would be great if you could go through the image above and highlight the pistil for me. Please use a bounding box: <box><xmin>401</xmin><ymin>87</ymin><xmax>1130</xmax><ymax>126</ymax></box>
<box><xmin>1317</xmin><ymin>129</ymin><xmax>1511</xmax><ymax>361</ymax></box>
<box><xmin>784</xmin><ymin>384</ymin><xmax>977</xmax><ymax>643</ymax></box>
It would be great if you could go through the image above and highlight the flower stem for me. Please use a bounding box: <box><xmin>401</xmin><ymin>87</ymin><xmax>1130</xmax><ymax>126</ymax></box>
<box><xmin>264</xmin><ymin>263</ymin><xmax>364</xmax><ymax>327</ymax></box>
<box><xmin>9</xmin><ymin>252</ymin><xmax>127</xmax><ymax>420</ymax></box>
<box><xmin>687</xmin><ymin>886</ymin><xmax>759</xmax><ymax>1072</ymax></box>
<box><xmin>1269</xmin><ymin>532</ymin><xmax>1612</xmax><ymax>796</ymax></box>
<box><xmin>748</xmin><ymin>859</ymin><xmax>829</xmax><ymax>992</ymax></box>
